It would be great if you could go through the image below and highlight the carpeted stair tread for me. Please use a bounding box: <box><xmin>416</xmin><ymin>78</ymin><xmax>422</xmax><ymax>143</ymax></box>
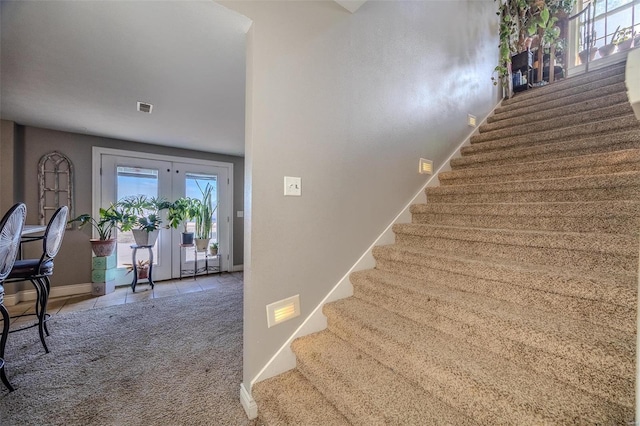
<box><xmin>467</xmin><ymin>113</ymin><xmax>640</xmax><ymax>153</ymax></box>
<box><xmin>354</xmin><ymin>260</ymin><xmax>634</xmax><ymax>335</ymax></box>
<box><xmin>292</xmin><ymin>331</ymin><xmax>475</xmax><ymax>425</ymax></box>
<box><xmin>452</xmin><ymin>128</ymin><xmax>640</xmax><ymax>170</ymax></box>
<box><xmin>462</xmin><ymin>115</ymin><xmax>640</xmax><ymax>158</ymax></box>
<box><xmin>410</xmin><ymin>200</ymin><xmax>640</xmax><ymax>235</ymax></box>
<box><xmin>252</xmin><ymin>369</ymin><xmax>349</xmax><ymax>426</ymax></box>
<box><xmin>488</xmin><ymin>81</ymin><xmax>628</xmax><ymax>125</ymax></box>
<box><xmin>440</xmin><ymin>148</ymin><xmax>640</xmax><ymax>185</ymax></box>
<box><xmin>473</xmin><ymin>102</ymin><xmax>633</xmax><ymax>144</ymax></box>
<box><xmin>324</xmin><ymin>297</ymin><xmax>634</xmax><ymax>420</ymax></box>
<box><xmin>370</xmin><ymin>244</ymin><xmax>636</xmax><ymax>307</ymax></box>
<box><xmin>426</xmin><ymin>170</ymin><xmax>640</xmax><ymax>204</ymax></box>
<box><xmin>482</xmin><ymin>91</ymin><xmax>629</xmax><ymax>133</ymax></box>
<box><xmin>349</xmin><ymin>268</ymin><xmax>634</xmax><ymax>365</ymax></box>
<box><xmin>348</xmin><ymin>269</ymin><xmax>635</xmax><ymax>396</ymax></box>
<box><xmin>498</xmin><ymin>63</ymin><xmax>626</xmax><ymax>109</ymax></box>
<box><xmin>392</xmin><ymin>222</ymin><xmax>638</xmax><ymax>275</ymax></box>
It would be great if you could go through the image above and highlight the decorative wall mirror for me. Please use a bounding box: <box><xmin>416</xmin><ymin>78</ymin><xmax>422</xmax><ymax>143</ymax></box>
<box><xmin>38</xmin><ymin>151</ymin><xmax>74</xmax><ymax>227</ymax></box>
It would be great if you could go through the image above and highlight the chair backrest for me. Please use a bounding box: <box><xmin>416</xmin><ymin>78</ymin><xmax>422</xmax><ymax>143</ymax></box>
<box><xmin>0</xmin><ymin>203</ymin><xmax>27</xmax><ymax>282</ymax></box>
<box><xmin>43</xmin><ymin>206</ymin><xmax>68</xmax><ymax>260</ymax></box>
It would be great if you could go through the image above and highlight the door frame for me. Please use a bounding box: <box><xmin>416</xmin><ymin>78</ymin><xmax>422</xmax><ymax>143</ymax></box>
<box><xmin>92</xmin><ymin>147</ymin><xmax>234</xmax><ymax>275</ymax></box>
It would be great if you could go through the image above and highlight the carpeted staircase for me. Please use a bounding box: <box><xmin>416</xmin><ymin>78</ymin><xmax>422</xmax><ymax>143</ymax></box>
<box><xmin>253</xmin><ymin>62</ymin><xmax>639</xmax><ymax>424</ymax></box>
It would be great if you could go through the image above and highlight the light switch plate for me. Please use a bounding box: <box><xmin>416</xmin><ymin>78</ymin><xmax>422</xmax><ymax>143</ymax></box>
<box><xmin>284</xmin><ymin>176</ymin><xmax>302</xmax><ymax>196</ymax></box>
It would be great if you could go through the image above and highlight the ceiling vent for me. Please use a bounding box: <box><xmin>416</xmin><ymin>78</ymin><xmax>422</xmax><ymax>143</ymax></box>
<box><xmin>137</xmin><ymin>101</ymin><xmax>153</xmax><ymax>114</ymax></box>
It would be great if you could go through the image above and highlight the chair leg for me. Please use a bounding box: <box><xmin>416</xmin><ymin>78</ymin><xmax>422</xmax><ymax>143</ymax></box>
<box><xmin>35</xmin><ymin>279</ymin><xmax>49</xmax><ymax>354</ymax></box>
<box><xmin>0</xmin><ymin>302</ymin><xmax>15</xmax><ymax>392</ymax></box>
<box><xmin>42</xmin><ymin>276</ymin><xmax>51</xmax><ymax>337</ymax></box>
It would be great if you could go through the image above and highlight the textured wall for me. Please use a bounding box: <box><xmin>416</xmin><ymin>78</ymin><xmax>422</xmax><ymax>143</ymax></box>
<box><xmin>220</xmin><ymin>0</ymin><xmax>500</xmax><ymax>388</ymax></box>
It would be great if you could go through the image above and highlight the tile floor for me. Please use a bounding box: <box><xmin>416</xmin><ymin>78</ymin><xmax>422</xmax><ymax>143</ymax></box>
<box><xmin>6</xmin><ymin>272</ymin><xmax>243</xmax><ymax>326</ymax></box>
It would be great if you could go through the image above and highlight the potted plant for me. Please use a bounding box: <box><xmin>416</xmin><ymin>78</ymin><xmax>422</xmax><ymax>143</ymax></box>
<box><xmin>209</xmin><ymin>242</ymin><xmax>218</xmax><ymax>256</ymax></box>
<box><xmin>493</xmin><ymin>0</ymin><xmax>574</xmax><ymax>94</ymax></box>
<box><xmin>167</xmin><ymin>197</ymin><xmax>200</xmax><ymax>245</ymax></box>
<box><xmin>578</xmin><ymin>33</ymin><xmax>598</xmax><ymax>64</ymax></box>
<box><xmin>599</xmin><ymin>26</ymin><xmax>621</xmax><ymax>57</ymax></box>
<box><xmin>68</xmin><ymin>205</ymin><xmax>121</xmax><ymax>257</ymax></box>
<box><xmin>117</xmin><ymin>195</ymin><xmax>170</xmax><ymax>246</ymax></box>
<box><xmin>613</xmin><ymin>26</ymin><xmax>634</xmax><ymax>51</ymax></box>
<box><xmin>194</xmin><ymin>182</ymin><xmax>217</xmax><ymax>252</ymax></box>
<box><xmin>124</xmin><ymin>259</ymin><xmax>150</xmax><ymax>279</ymax></box>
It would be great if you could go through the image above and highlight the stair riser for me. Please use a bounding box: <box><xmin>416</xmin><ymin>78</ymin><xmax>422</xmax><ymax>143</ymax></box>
<box><xmin>499</xmin><ymin>68</ymin><xmax>626</xmax><ymax>109</ymax></box>
<box><xmin>487</xmin><ymin>85</ymin><xmax>628</xmax><ymax>126</ymax></box>
<box><xmin>360</xmin><ymin>265</ymin><xmax>635</xmax><ymax>334</ymax></box>
<box><xmin>441</xmin><ymin>161</ymin><xmax>640</xmax><ymax>186</ymax></box>
<box><xmin>395</xmin><ymin>232</ymin><xmax>636</xmax><ymax>280</ymax></box>
<box><xmin>465</xmin><ymin>116</ymin><xmax>640</xmax><ymax>155</ymax></box>
<box><xmin>326</xmin><ymin>302</ymin><xmax>634</xmax><ymax>418</ymax></box>
<box><xmin>427</xmin><ymin>185</ymin><xmax>640</xmax><ymax>204</ymax></box>
<box><xmin>351</xmin><ymin>277</ymin><xmax>634</xmax><ymax>401</ymax></box>
<box><xmin>353</xmin><ymin>269</ymin><xmax>635</xmax><ymax>370</ymax></box>
<box><xmin>371</xmin><ymin>247</ymin><xmax>636</xmax><ymax>307</ymax></box>
<box><xmin>253</xmin><ymin>371</ymin><xmax>350</xmax><ymax>426</ymax></box>
<box><xmin>452</xmin><ymin>133</ymin><xmax>640</xmax><ymax>170</ymax></box>
<box><xmin>438</xmin><ymin>149</ymin><xmax>640</xmax><ymax>185</ymax></box>
<box><xmin>293</xmin><ymin>334</ymin><xmax>470</xmax><ymax>425</ymax></box>
<box><xmin>411</xmin><ymin>212</ymin><xmax>640</xmax><ymax>235</ymax></box>
<box><xmin>325</xmin><ymin>313</ymin><xmax>549</xmax><ymax>424</ymax></box>
<box><xmin>293</xmin><ymin>357</ymin><xmax>376</xmax><ymax>425</ymax></box>
<box><xmin>474</xmin><ymin>104</ymin><xmax>633</xmax><ymax>144</ymax></box>
<box><xmin>478</xmin><ymin>93</ymin><xmax>629</xmax><ymax>133</ymax></box>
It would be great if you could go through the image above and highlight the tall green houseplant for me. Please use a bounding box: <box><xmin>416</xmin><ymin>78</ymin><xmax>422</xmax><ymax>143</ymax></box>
<box><xmin>194</xmin><ymin>182</ymin><xmax>217</xmax><ymax>251</ymax></box>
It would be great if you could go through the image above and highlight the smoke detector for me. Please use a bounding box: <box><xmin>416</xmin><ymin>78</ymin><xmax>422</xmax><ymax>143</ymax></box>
<box><xmin>137</xmin><ymin>101</ymin><xmax>153</xmax><ymax>114</ymax></box>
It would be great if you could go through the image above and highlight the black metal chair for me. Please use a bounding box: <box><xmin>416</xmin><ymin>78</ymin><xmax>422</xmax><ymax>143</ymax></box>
<box><xmin>0</xmin><ymin>203</ymin><xmax>27</xmax><ymax>392</ymax></box>
<box><xmin>7</xmin><ymin>205</ymin><xmax>68</xmax><ymax>354</ymax></box>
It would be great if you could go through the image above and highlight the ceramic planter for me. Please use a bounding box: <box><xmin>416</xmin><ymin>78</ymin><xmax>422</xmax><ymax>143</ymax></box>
<box><xmin>90</xmin><ymin>239</ymin><xmax>116</xmax><ymax>257</ymax></box>
<box><xmin>195</xmin><ymin>238</ymin><xmax>209</xmax><ymax>252</ymax></box>
<box><xmin>132</xmin><ymin>229</ymin><xmax>159</xmax><ymax>247</ymax></box>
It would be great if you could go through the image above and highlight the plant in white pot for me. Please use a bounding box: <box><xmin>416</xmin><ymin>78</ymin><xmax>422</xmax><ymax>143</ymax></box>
<box><xmin>68</xmin><ymin>205</ymin><xmax>121</xmax><ymax>257</ymax></box>
<box><xmin>117</xmin><ymin>195</ymin><xmax>170</xmax><ymax>246</ymax></box>
<box><xmin>194</xmin><ymin>183</ymin><xmax>217</xmax><ymax>252</ymax></box>
<box><xmin>209</xmin><ymin>242</ymin><xmax>218</xmax><ymax>256</ymax></box>
<box><xmin>167</xmin><ymin>197</ymin><xmax>199</xmax><ymax>245</ymax></box>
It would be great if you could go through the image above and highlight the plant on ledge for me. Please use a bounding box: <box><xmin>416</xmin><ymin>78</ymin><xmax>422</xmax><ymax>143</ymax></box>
<box><xmin>117</xmin><ymin>195</ymin><xmax>171</xmax><ymax>246</ymax></box>
<box><xmin>493</xmin><ymin>0</ymin><xmax>575</xmax><ymax>93</ymax></box>
<box><xmin>194</xmin><ymin>182</ymin><xmax>217</xmax><ymax>252</ymax></box>
<box><xmin>68</xmin><ymin>205</ymin><xmax>123</xmax><ymax>257</ymax></box>
<box><xmin>167</xmin><ymin>197</ymin><xmax>200</xmax><ymax>245</ymax></box>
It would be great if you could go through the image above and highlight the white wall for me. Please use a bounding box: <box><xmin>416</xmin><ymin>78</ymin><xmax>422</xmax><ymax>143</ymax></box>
<box><xmin>219</xmin><ymin>0</ymin><xmax>500</xmax><ymax>389</ymax></box>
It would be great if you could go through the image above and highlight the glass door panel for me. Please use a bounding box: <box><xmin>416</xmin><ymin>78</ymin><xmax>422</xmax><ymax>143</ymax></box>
<box><xmin>101</xmin><ymin>155</ymin><xmax>172</xmax><ymax>284</ymax></box>
<box><xmin>172</xmin><ymin>162</ymin><xmax>229</xmax><ymax>276</ymax></box>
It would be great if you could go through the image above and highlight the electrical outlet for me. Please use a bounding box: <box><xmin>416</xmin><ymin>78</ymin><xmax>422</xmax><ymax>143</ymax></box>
<box><xmin>468</xmin><ymin>114</ymin><xmax>477</xmax><ymax>127</ymax></box>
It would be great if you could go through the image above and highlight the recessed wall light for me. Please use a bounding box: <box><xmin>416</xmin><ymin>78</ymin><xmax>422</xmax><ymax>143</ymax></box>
<box><xmin>137</xmin><ymin>101</ymin><xmax>153</xmax><ymax>114</ymax></box>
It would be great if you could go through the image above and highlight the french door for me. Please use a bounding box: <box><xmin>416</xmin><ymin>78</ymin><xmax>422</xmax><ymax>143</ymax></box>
<box><xmin>94</xmin><ymin>148</ymin><xmax>232</xmax><ymax>285</ymax></box>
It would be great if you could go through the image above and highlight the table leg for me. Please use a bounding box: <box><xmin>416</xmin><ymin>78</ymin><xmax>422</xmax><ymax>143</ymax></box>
<box><xmin>147</xmin><ymin>247</ymin><xmax>155</xmax><ymax>289</ymax></box>
<box><xmin>131</xmin><ymin>246</ymin><xmax>138</xmax><ymax>293</ymax></box>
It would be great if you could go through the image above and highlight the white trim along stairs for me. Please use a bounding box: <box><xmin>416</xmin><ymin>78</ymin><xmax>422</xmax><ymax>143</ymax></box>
<box><xmin>250</xmin><ymin>61</ymin><xmax>639</xmax><ymax>424</ymax></box>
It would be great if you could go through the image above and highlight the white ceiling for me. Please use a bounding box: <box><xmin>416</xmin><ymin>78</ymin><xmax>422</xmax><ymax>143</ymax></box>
<box><xmin>0</xmin><ymin>1</ymin><xmax>251</xmax><ymax>156</ymax></box>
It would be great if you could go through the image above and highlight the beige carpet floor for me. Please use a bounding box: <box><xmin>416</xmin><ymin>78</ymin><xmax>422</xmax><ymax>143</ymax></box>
<box><xmin>0</xmin><ymin>279</ymin><xmax>253</xmax><ymax>426</ymax></box>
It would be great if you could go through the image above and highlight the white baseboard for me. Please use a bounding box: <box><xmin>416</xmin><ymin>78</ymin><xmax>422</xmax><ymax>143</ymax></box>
<box><xmin>249</xmin><ymin>101</ymin><xmax>504</xmax><ymax>387</ymax></box>
<box><xmin>240</xmin><ymin>383</ymin><xmax>258</xmax><ymax>420</ymax></box>
<box><xmin>232</xmin><ymin>264</ymin><xmax>244</xmax><ymax>272</ymax></box>
<box><xmin>3</xmin><ymin>283</ymin><xmax>93</xmax><ymax>306</ymax></box>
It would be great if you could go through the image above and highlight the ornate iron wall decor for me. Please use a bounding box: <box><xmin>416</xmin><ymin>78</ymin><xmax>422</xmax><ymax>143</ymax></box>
<box><xmin>38</xmin><ymin>151</ymin><xmax>74</xmax><ymax>227</ymax></box>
